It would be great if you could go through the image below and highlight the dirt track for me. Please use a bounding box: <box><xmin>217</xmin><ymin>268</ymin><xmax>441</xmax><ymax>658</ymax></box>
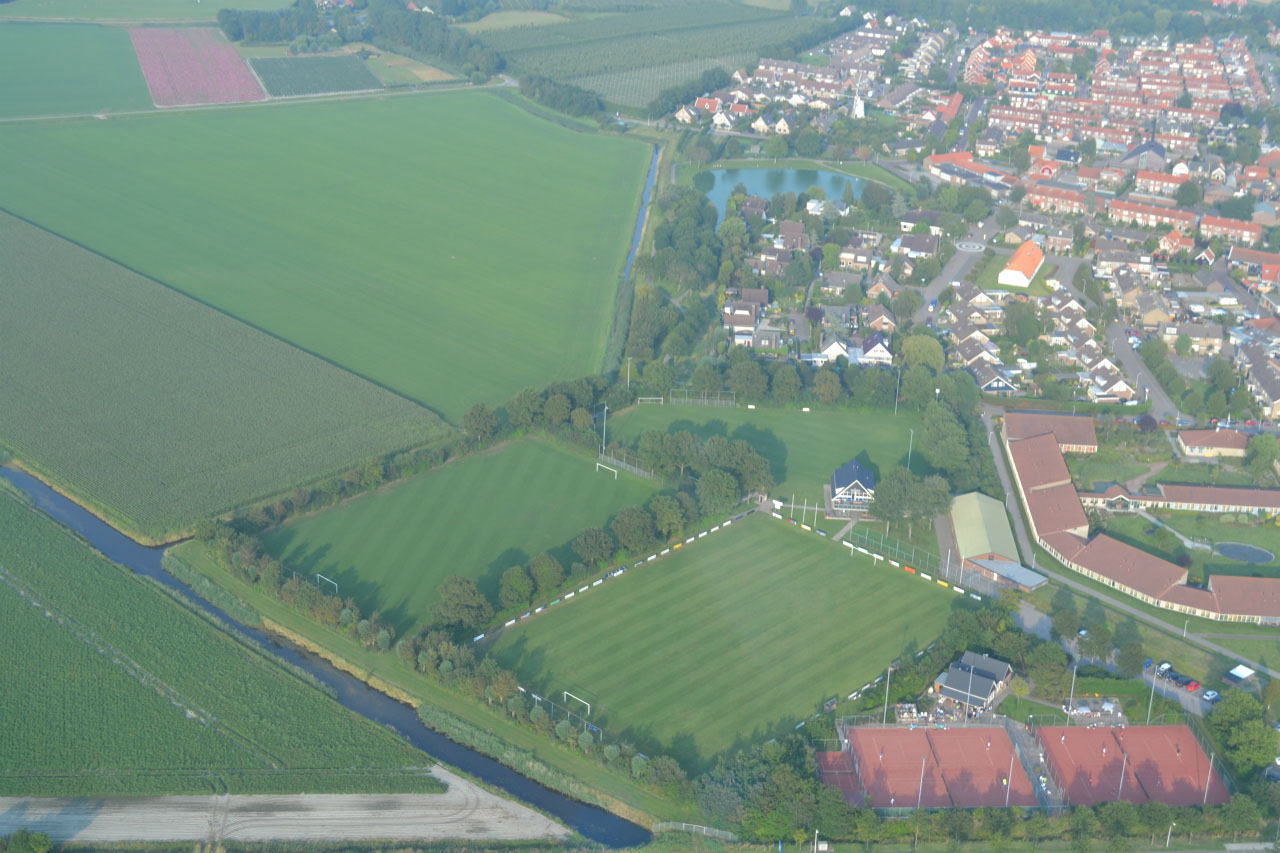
<box><xmin>0</xmin><ymin>768</ymin><xmax>569</xmax><ymax>843</ymax></box>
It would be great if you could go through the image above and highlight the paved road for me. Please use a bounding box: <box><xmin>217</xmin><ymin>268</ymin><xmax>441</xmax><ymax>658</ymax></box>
<box><xmin>1103</xmin><ymin>322</ymin><xmax>1182</xmax><ymax>423</ymax></box>
<box><xmin>980</xmin><ymin>405</ymin><xmax>1280</xmax><ymax>684</ymax></box>
<box><xmin>911</xmin><ymin>240</ymin><xmax>988</xmax><ymax>324</ymax></box>
<box><xmin>0</xmin><ymin>768</ymin><xmax>568</xmax><ymax>843</ymax></box>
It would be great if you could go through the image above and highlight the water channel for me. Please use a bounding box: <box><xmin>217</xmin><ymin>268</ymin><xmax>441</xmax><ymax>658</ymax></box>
<box><xmin>623</xmin><ymin>147</ymin><xmax>660</xmax><ymax>280</ymax></box>
<box><xmin>0</xmin><ymin>466</ymin><xmax>651</xmax><ymax>848</ymax></box>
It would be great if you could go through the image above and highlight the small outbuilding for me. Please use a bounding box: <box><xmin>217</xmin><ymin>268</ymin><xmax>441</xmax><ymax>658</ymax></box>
<box><xmin>934</xmin><ymin>651</ymin><xmax>1013</xmax><ymax>714</ymax></box>
<box><xmin>830</xmin><ymin>459</ymin><xmax>876</xmax><ymax>511</ymax></box>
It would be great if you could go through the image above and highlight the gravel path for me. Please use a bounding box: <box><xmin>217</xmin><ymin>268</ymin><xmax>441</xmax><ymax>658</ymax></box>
<box><xmin>0</xmin><ymin>768</ymin><xmax>568</xmax><ymax>843</ymax></box>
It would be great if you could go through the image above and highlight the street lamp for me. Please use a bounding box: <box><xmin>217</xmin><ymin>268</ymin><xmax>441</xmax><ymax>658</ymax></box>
<box><xmin>907</xmin><ymin>428</ymin><xmax>914</xmax><ymax>469</ymax></box>
<box><xmin>813</xmin><ymin>829</ymin><xmax>820</xmax><ymax>853</ymax></box>
<box><xmin>1165</xmin><ymin>822</ymin><xmax>1177</xmax><ymax>848</ymax></box>
<box><xmin>894</xmin><ymin>366</ymin><xmax>902</xmax><ymax>416</ymax></box>
<box><xmin>935</xmin><ymin>387</ymin><xmax>940</xmax><ymax>404</ymax></box>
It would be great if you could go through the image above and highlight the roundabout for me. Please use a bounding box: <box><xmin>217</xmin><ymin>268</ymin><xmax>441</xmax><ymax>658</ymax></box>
<box><xmin>956</xmin><ymin>241</ymin><xmax>985</xmax><ymax>252</ymax></box>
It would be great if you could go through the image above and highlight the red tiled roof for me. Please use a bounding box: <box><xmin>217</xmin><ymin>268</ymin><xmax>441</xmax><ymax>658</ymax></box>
<box><xmin>1072</xmin><ymin>535</ymin><xmax>1188</xmax><ymax>600</ymax></box>
<box><xmin>1178</xmin><ymin>429</ymin><xmax>1249</xmax><ymax>451</ymax></box>
<box><xmin>1025</xmin><ymin>484</ymin><xmax>1089</xmax><ymax>536</ymax></box>
<box><xmin>1004</xmin><ymin>241</ymin><xmax>1045</xmax><ymax>279</ymax></box>
<box><xmin>1005</xmin><ymin>412</ymin><xmax>1099</xmax><ymax>449</ymax></box>
<box><xmin>1210</xmin><ymin>575</ymin><xmax>1280</xmax><ymax>619</ymax></box>
<box><xmin>1157</xmin><ymin>484</ymin><xmax>1280</xmax><ymax>510</ymax></box>
<box><xmin>1008</xmin><ymin>433</ymin><xmax>1073</xmax><ymax>491</ymax></box>
<box><xmin>1042</xmin><ymin>530</ymin><xmax>1087</xmax><ymax>560</ymax></box>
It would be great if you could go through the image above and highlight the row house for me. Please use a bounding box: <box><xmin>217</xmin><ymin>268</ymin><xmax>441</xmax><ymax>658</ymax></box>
<box><xmin>1200</xmin><ymin>215</ymin><xmax>1261</xmax><ymax>246</ymax></box>
<box><xmin>1026</xmin><ymin>185</ymin><xmax>1087</xmax><ymax>215</ymax></box>
<box><xmin>1107</xmin><ymin>199</ymin><xmax>1197</xmax><ymax>230</ymax></box>
<box><xmin>1134</xmin><ymin>170</ymin><xmax>1188</xmax><ymax>196</ymax></box>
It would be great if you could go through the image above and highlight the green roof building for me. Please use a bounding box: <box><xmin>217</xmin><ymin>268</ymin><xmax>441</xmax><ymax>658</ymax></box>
<box><xmin>951</xmin><ymin>491</ymin><xmax>1020</xmax><ymax>565</ymax></box>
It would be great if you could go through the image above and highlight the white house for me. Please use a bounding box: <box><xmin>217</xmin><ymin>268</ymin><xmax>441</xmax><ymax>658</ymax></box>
<box><xmin>830</xmin><ymin>458</ymin><xmax>876</xmax><ymax>511</ymax></box>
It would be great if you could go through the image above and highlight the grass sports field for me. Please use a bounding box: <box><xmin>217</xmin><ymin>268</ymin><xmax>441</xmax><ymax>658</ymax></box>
<box><xmin>0</xmin><ymin>212</ymin><xmax>445</xmax><ymax>542</ymax></box>
<box><xmin>252</xmin><ymin>55</ymin><xmax>383</xmax><ymax>96</ymax></box>
<box><xmin>0</xmin><ymin>0</ymin><xmax>288</xmax><ymax>20</ymax></box>
<box><xmin>490</xmin><ymin>517</ymin><xmax>957</xmax><ymax>768</ymax></box>
<box><xmin>457</xmin><ymin>10</ymin><xmax>569</xmax><ymax>32</ymax></box>
<box><xmin>0</xmin><ymin>91</ymin><xmax>649</xmax><ymax>421</ymax></box>
<box><xmin>0</xmin><ymin>22</ymin><xmax>153</xmax><ymax>117</ymax></box>
<box><xmin>608</xmin><ymin>405</ymin><xmax>928</xmax><ymax>506</ymax></box>
<box><xmin>263</xmin><ymin>439</ymin><xmax>659</xmax><ymax>636</ymax></box>
<box><xmin>0</xmin><ymin>489</ymin><xmax>438</xmax><ymax>796</ymax></box>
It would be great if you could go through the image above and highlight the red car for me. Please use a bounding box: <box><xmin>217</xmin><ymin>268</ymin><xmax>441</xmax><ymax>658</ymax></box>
<box><xmin>1186</xmin><ymin>680</ymin><xmax>1200</xmax><ymax>691</ymax></box>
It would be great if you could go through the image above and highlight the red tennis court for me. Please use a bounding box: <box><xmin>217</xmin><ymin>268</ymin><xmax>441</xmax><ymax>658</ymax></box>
<box><xmin>1037</xmin><ymin>727</ymin><xmax>1147</xmax><ymax>805</ymax></box>
<box><xmin>847</xmin><ymin>728</ymin><xmax>950</xmax><ymax>808</ymax></box>
<box><xmin>927</xmin><ymin>728</ymin><xmax>1038</xmax><ymax>807</ymax></box>
<box><xmin>817</xmin><ymin>751</ymin><xmax>864</xmax><ymax>804</ymax></box>
<box><xmin>1112</xmin><ymin>726</ymin><xmax>1229</xmax><ymax>806</ymax></box>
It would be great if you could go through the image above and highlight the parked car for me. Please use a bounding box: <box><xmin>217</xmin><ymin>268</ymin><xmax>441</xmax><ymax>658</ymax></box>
<box><xmin>1202</xmin><ymin>690</ymin><xmax>1221</xmax><ymax>703</ymax></box>
<box><xmin>1156</xmin><ymin>662</ymin><xmax>1173</xmax><ymax>678</ymax></box>
<box><xmin>1174</xmin><ymin>675</ymin><xmax>1192</xmax><ymax>687</ymax></box>
<box><xmin>1186</xmin><ymin>680</ymin><xmax>1200</xmax><ymax>691</ymax></box>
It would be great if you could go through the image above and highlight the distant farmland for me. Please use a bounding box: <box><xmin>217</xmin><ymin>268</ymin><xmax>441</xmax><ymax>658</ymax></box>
<box><xmin>475</xmin><ymin>1</ymin><xmax>829</xmax><ymax>107</ymax></box>
<box><xmin>252</xmin><ymin>55</ymin><xmax>383</xmax><ymax>97</ymax></box>
<box><xmin>0</xmin><ymin>91</ymin><xmax>649</xmax><ymax>421</ymax></box>
<box><xmin>0</xmin><ymin>22</ymin><xmax>153</xmax><ymax>117</ymax></box>
<box><xmin>263</xmin><ymin>439</ymin><xmax>659</xmax><ymax>636</ymax></box>
<box><xmin>0</xmin><ymin>490</ymin><xmax>438</xmax><ymax>796</ymax></box>
<box><xmin>0</xmin><ymin>0</ymin><xmax>289</xmax><ymax>19</ymax></box>
<box><xmin>0</xmin><ymin>212</ymin><xmax>447</xmax><ymax>541</ymax></box>
<box><xmin>490</xmin><ymin>517</ymin><xmax>957</xmax><ymax>768</ymax></box>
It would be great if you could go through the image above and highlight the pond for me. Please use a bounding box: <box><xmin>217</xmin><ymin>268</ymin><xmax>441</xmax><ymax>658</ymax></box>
<box><xmin>1216</xmin><ymin>542</ymin><xmax>1276</xmax><ymax>564</ymax></box>
<box><xmin>694</xmin><ymin>167</ymin><xmax>865</xmax><ymax>217</ymax></box>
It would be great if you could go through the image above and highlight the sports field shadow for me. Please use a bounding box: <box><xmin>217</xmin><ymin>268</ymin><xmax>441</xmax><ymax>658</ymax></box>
<box><xmin>276</xmin><ymin>541</ymin><xmax>418</xmax><ymax>635</ymax></box>
<box><xmin>664</xmin><ymin>418</ymin><xmax>728</xmax><ymax>442</ymax></box>
<box><xmin>480</xmin><ymin>547</ymin><xmax>529</xmax><ymax>604</ymax></box>
<box><xmin>854</xmin><ymin>449</ymin><xmax>878</xmax><ymax>481</ymax></box>
<box><xmin>731</xmin><ymin>423</ymin><xmax>787</xmax><ymax>486</ymax></box>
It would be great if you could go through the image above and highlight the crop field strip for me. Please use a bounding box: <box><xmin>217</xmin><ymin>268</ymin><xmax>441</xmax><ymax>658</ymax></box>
<box><xmin>0</xmin><ymin>91</ymin><xmax>649</xmax><ymax>422</ymax></box>
<box><xmin>0</xmin><ymin>492</ymin><xmax>438</xmax><ymax>796</ymax></box>
<box><xmin>264</xmin><ymin>439</ymin><xmax>659</xmax><ymax>636</ymax></box>
<box><xmin>568</xmin><ymin>53</ymin><xmax>755</xmax><ymax>108</ymax></box>
<box><xmin>0</xmin><ymin>0</ymin><xmax>291</xmax><ymax>20</ymax></box>
<box><xmin>130</xmin><ymin>27</ymin><xmax>265</xmax><ymax>106</ymax></box>
<box><xmin>0</xmin><ymin>22</ymin><xmax>153</xmax><ymax>117</ymax></box>
<box><xmin>252</xmin><ymin>55</ymin><xmax>384</xmax><ymax>97</ymax></box>
<box><xmin>490</xmin><ymin>517</ymin><xmax>957</xmax><ymax>766</ymax></box>
<box><xmin>0</xmin><ymin>211</ymin><xmax>446</xmax><ymax>541</ymax></box>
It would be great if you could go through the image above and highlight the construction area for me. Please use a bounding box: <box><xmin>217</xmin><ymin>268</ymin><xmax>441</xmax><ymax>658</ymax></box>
<box><xmin>820</xmin><ymin>722</ymin><xmax>1230</xmax><ymax>811</ymax></box>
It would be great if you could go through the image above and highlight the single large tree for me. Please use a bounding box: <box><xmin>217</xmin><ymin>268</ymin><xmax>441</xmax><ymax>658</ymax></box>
<box><xmin>1246</xmin><ymin>433</ymin><xmax>1279</xmax><ymax>478</ymax></box>
<box><xmin>498</xmin><ymin>565</ymin><xmax>533</xmax><ymax>611</ymax></box>
<box><xmin>696</xmin><ymin>468</ymin><xmax>741</xmax><ymax>516</ymax></box>
<box><xmin>611</xmin><ymin>506</ymin><xmax>657</xmax><ymax>554</ymax></box>
<box><xmin>572</xmin><ymin>527</ymin><xmax>615</xmax><ymax>566</ymax></box>
<box><xmin>431</xmin><ymin>575</ymin><xmax>493</xmax><ymax>632</ymax></box>
<box><xmin>463</xmin><ymin>403</ymin><xmax>498</xmax><ymax>444</ymax></box>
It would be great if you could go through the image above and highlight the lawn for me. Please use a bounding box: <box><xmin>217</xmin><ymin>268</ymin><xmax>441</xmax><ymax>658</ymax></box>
<box><xmin>1155</xmin><ymin>461</ymin><xmax>1272</xmax><ymax>488</ymax></box>
<box><xmin>0</xmin><ymin>0</ymin><xmax>288</xmax><ymax>19</ymax></box>
<box><xmin>457</xmin><ymin>10</ymin><xmax>569</xmax><ymax>32</ymax></box>
<box><xmin>0</xmin><ymin>212</ymin><xmax>446</xmax><ymax>542</ymax></box>
<box><xmin>1066</xmin><ymin>449</ymin><xmax>1150</xmax><ymax>492</ymax></box>
<box><xmin>0</xmin><ymin>22</ymin><xmax>153</xmax><ymax>117</ymax></box>
<box><xmin>489</xmin><ymin>516</ymin><xmax>958</xmax><ymax>770</ymax></box>
<box><xmin>606</xmin><ymin>404</ymin><xmax>928</xmax><ymax>506</ymax></box>
<box><xmin>251</xmin><ymin>55</ymin><xmax>383</xmax><ymax>96</ymax></box>
<box><xmin>263</xmin><ymin>439</ymin><xmax>660</xmax><ymax>636</ymax></box>
<box><xmin>0</xmin><ymin>90</ymin><xmax>649</xmax><ymax>422</ymax></box>
<box><xmin>971</xmin><ymin>251</ymin><xmax>1055</xmax><ymax>298</ymax></box>
<box><xmin>0</xmin><ymin>491</ymin><xmax>438</xmax><ymax>796</ymax></box>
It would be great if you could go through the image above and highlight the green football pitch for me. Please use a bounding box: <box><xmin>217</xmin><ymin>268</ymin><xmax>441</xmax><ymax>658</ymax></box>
<box><xmin>489</xmin><ymin>516</ymin><xmax>957</xmax><ymax>769</ymax></box>
<box><xmin>607</xmin><ymin>405</ymin><xmax>928</xmax><ymax>506</ymax></box>
<box><xmin>0</xmin><ymin>91</ymin><xmax>650</xmax><ymax>421</ymax></box>
<box><xmin>263</xmin><ymin>439</ymin><xmax>660</xmax><ymax>636</ymax></box>
<box><xmin>0</xmin><ymin>22</ymin><xmax>152</xmax><ymax>117</ymax></box>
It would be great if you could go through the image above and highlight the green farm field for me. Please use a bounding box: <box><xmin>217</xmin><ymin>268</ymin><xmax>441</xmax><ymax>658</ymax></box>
<box><xmin>0</xmin><ymin>91</ymin><xmax>649</xmax><ymax>421</ymax></box>
<box><xmin>251</xmin><ymin>55</ymin><xmax>383</xmax><ymax>96</ymax></box>
<box><xmin>0</xmin><ymin>22</ymin><xmax>152</xmax><ymax>117</ymax></box>
<box><xmin>607</xmin><ymin>405</ymin><xmax>928</xmax><ymax>506</ymax></box>
<box><xmin>457</xmin><ymin>10</ymin><xmax>569</xmax><ymax>32</ymax></box>
<box><xmin>0</xmin><ymin>491</ymin><xmax>437</xmax><ymax>796</ymax></box>
<box><xmin>0</xmin><ymin>0</ymin><xmax>287</xmax><ymax>20</ymax></box>
<box><xmin>0</xmin><ymin>211</ymin><xmax>445</xmax><ymax>542</ymax></box>
<box><xmin>490</xmin><ymin>516</ymin><xmax>958</xmax><ymax>768</ymax></box>
<box><xmin>263</xmin><ymin>439</ymin><xmax>659</xmax><ymax>636</ymax></box>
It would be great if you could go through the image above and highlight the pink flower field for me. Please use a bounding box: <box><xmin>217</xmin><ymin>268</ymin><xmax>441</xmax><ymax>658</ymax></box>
<box><xmin>130</xmin><ymin>27</ymin><xmax>264</xmax><ymax>106</ymax></box>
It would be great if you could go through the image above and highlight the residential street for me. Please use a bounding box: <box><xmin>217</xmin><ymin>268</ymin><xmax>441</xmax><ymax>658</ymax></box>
<box><xmin>911</xmin><ymin>239</ymin><xmax>988</xmax><ymax>324</ymax></box>
<box><xmin>980</xmin><ymin>405</ymin><xmax>1279</xmax><ymax>683</ymax></box>
<box><xmin>1103</xmin><ymin>321</ymin><xmax>1182</xmax><ymax>422</ymax></box>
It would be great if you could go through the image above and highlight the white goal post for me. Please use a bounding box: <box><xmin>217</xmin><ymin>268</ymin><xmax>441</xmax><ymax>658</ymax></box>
<box><xmin>595</xmin><ymin>462</ymin><xmax>618</xmax><ymax>479</ymax></box>
<box><xmin>564</xmin><ymin>691</ymin><xmax>591</xmax><ymax>716</ymax></box>
<box><xmin>636</xmin><ymin>396</ymin><xmax>664</xmax><ymax>405</ymax></box>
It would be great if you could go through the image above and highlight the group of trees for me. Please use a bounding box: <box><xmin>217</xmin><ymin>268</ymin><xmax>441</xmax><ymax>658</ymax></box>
<box><xmin>217</xmin><ymin>0</ymin><xmax>325</xmax><ymax>43</ymax></box>
<box><xmin>1208</xmin><ymin>690</ymin><xmax>1280</xmax><ymax>777</ymax></box>
<box><xmin>517</xmin><ymin>75</ymin><xmax>604</xmax><ymax>117</ymax></box>
<box><xmin>1138</xmin><ymin>338</ymin><xmax>1254</xmax><ymax>421</ymax></box>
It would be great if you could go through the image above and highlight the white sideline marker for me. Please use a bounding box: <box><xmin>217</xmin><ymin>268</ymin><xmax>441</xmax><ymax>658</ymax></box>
<box><xmin>578</xmin><ymin>585</ymin><xmax>589</xmax><ymax>593</ymax></box>
<box><xmin>565</xmin><ymin>591</ymin><xmax>575</xmax><ymax>599</ymax></box>
<box><xmin>647</xmin><ymin>554</ymin><xmax>657</xmax><ymax>562</ymax></box>
<box><xmin>660</xmin><ymin>548</ymin><xmax>670</xmax><ymax>555</ymax></box>
<box><xmin>686</xmin><ymin>537</ymin><xmax>695</xmax><ymax>544</ymax></box>
<box><xmin>505</xmin><ymin>619</ymin><xmax>516</xmax><ymax>627</ymax></box>
<box><xmin>698</xmin><ymin>531</ymin><xmax>707</xmax><ymax>538</ymax></box>
<box><xmin>772</xmin><ymin>511</ymin><xmax>783</xmax><ymax>519</ymax></box>
<box><xmin>592</xmin><ymin>579</ymin><xmax>603</xmax><ymax>586</ymax></box>
<box><xmin>595</xmin><ymin>462</ymin><xmax>618</xmax><ymax>479</ymax></box>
